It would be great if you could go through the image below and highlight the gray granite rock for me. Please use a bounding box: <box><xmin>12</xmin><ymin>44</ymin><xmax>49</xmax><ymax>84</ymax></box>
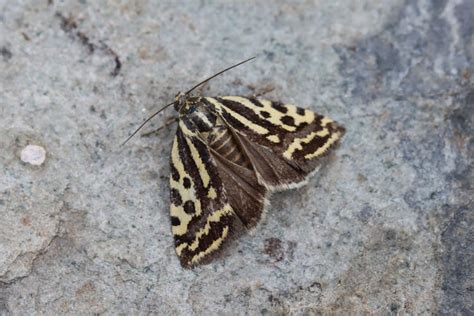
<box><xmin>1</xmin><ymin>0</ymin><xmax>472</xmax><ymax>314</ymax></box>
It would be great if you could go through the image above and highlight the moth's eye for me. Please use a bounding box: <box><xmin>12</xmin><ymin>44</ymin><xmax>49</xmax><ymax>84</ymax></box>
<box><xmin>188</xmin><ymin>106</ymin><xmax>197</xmax><ymax>114</ymax></box>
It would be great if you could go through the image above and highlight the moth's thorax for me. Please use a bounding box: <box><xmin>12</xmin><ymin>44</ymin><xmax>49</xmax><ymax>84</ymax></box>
<box><xmin>186</xmin><ymin>103</ymin><xmax>217</xmax><ymax>133</ymax></box>
<box><xmin>174</xmin><ymin>92</ymin><xmax>202</xmax><ymax>114</ymax></box>
<box><xmin>182</xmin><ymin>102</ymin><xmax>251</xmax><ymax>169</ymax></box>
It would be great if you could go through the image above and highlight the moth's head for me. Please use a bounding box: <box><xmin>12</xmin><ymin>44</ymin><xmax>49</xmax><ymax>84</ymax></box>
<box><xmin>174</xmin><ymin>92</ymin><xmax>201</xmax><ymax>115</ymax></box>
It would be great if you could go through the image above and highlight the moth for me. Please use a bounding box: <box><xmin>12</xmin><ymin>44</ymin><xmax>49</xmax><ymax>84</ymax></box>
<box><xmin>123</xmin><ymin>57</ymin><xmax>345</xmax><ymax>268</ymax></box>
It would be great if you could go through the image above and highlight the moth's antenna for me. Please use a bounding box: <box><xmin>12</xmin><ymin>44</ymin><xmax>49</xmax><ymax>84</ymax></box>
<box><xmin>185</xmin><ymin>56</ymin><xmax>256</xmax><ymax>95</ymax></box>
<box><xmin>121</xmin><ymin>56</ymin><xmax>256</xmax><ymax>146</ymax></box>
<box><xmin>121</xmin><ymin>101</ymin><xmax>175</xmax><ymax>147</ymax></box>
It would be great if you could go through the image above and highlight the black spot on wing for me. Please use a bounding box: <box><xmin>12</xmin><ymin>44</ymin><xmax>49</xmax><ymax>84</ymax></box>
<box><xmin>260</xmin><ymin>111</ymin><xmax>271</xmax><ymax>118</ymax></box>
<box><xmin>171</xmin><ymin>216</ymin><xmax>181</xmax><ymax>226</ymax></box>
<box><xmin>183</xmin><ymin>200</ymin><xmax>196</xmax><ymax>214</ymax></box>
<box><xmin>183</xmin><ymin>177</ymin><xmax>192</xmax><ymax>189</ymax></box>
<box><xmin>271</xmin><ymin>101</ymin><xmax>288</xmax><ymax>113</ymax></box>
<box><xmin>170</xmin><ymin>188</ymin><xmax>183</xmax><ymax>206</ymax></box>
<box><xmin>281</xmin><ymin>115</ymin><xmax>296</xmax><ymax>126</ymax></box>
<box><xmin>296</xmin><ymin>107</ymin><xmax>306</xmax><ymax>116</ymax></box>
<box><xmin>248</xmin><ymin>98</ymin><xmax>265</xmax><ymax>108</ymax></box>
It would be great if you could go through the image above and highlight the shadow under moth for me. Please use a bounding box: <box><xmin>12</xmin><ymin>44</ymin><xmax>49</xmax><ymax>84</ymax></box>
<box><xmin>124</xmin><ymin>57</ymin><xmax>345</xmax><ymax>268</ymax></box>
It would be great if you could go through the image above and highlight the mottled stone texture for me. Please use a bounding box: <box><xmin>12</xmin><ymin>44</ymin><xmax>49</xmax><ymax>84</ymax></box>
<box><xmin>0</xmin><ymin>0</ymin><xmax>472</xmax><ymax>314</ymax></box>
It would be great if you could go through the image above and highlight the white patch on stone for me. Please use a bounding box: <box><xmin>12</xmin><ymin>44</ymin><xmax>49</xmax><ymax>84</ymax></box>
<box><xmin>21</xmin><ymin>145</ymin><xmax>46</xmax><ymax>166</ymax></box>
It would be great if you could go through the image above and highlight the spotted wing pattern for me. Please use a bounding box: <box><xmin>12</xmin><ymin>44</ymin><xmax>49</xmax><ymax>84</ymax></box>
<box><xmin>202</xmin><ymin>96</ymin><xmax>345</xmax><ymax>190</ymax></box>
<box><xmin>169</xmin><ymin>119</ymin><xmax>235</xmax><ymax>268</ymax></box>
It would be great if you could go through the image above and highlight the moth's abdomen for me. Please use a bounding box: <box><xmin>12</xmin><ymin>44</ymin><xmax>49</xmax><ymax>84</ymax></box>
<box><xmin>209</xmin><ymin>127</ymin><xmax>251</xmax><ymax>169</ymax></box>
<box><xmin>187</xmin><ymin>106</ymin><xmax>251</xmax><ymax>169</ymax></box>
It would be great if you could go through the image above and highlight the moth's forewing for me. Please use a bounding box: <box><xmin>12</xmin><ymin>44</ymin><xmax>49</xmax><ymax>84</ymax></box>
<box><xmin>203</xmin><ymin>96</ymin><xmax>345</xmax><ymax>190</ymax></box>
<box><xmin>169</xmin><ymin>119</ymin><xmax>235</xmax><ymax>268</ymax></box>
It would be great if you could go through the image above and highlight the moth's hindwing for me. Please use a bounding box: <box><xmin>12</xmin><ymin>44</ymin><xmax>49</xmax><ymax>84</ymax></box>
<box><xmin>202</xmin><ymin>96</ymin><xmax>346</xmax><ymax>190</ymax></box>
<box><xmin>169</xmin><ymin>119</ymin><xmax>235</xmax><ymax>267</ymax></box>
<box><xmin>210</xmin><ymin>145</ymin><xmax>268</xmax><ymax>230</ymax></box>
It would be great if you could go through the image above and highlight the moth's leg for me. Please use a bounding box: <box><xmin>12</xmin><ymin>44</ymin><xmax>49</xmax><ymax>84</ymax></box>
<box><xmin>195</xmin><ymin>81</ymin><xmax>210</xmax><ymax>96</ymax></box>
<box><xmin>247</xmin><ymin>83</ymin><xmax>276</xmax><ymax>98</ymax></box>
<box><xmin>141</xmin><ymin>117</ymin><xmax>179</xmax><ymax>138</ymax></box>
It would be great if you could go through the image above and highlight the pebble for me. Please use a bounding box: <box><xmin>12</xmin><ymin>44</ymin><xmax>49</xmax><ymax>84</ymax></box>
<box><xmin>20</xmin><ymin>144</ymin><xmax>46</xmax><ymax>166</ymax></box>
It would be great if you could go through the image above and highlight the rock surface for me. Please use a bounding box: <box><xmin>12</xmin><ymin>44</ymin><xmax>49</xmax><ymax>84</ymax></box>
<box><xmin>0</xmin><ymin>0</ymin><xmax>472</xmax><ymax>314</ymax></box>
